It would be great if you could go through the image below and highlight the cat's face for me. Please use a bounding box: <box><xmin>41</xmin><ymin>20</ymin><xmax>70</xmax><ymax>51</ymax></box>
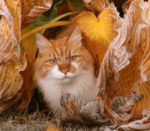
<box><xmin>34</xmin><ymin>27</ymin><xmax>94</xmax><ymax>84</ymax></box>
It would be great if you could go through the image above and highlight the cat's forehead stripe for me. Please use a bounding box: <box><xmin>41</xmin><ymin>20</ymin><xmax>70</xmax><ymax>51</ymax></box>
<box><xmin>52</xmin><ymin>43</ymin><xmax>69</xmax><ymax>58</ymax></box>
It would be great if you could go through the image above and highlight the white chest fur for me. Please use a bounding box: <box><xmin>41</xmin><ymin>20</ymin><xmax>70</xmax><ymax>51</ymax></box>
<box><xmin>38</xmin><ymin>69</ymin><xmax>98</xmax><ymax>113</ymax></box>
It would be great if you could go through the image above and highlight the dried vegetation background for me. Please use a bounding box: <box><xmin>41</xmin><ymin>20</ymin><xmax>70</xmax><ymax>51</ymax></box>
<box><xmin>0</xmin><ymin>0</ymin><xmax>150</xmax><ymax>130</ymax></box>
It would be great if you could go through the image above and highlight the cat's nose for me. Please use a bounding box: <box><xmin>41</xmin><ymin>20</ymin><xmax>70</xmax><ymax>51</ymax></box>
<box><xmin>61</xmin><ymin>68</ymin><xmax>69</xmax><ymax>75</ymax></box>
<box><xmin>59</xmin><ymin>64</ymin><xmax>69</xmax><ymax>75</ymax></box>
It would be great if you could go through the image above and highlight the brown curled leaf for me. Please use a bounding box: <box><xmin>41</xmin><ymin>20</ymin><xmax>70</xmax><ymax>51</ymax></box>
<box><xmin>96</xmin><ymin>0</ymin><xmax>150</xmax><ymax>125</ymax></box>
<box><xmin>122</xmin><ymin>0</ymin><xmax>134</xmax><ymax>13</ymax></box>
<box><xmin>0</xmin><ymin>51</ymin><xmax>27</xmax><ymax>113</ymax></box>
<box><xmin>110</xmin><ymin>0</ymin><xmax>128</xmax><ymax>15</ymax></box>
<box><xmin>130</xmin><ymin>0</ymin><xmax>150</xmax><ymax>121</ymax></box>
<box><xmin>0</xmin><ymin>0</ymin><xmax>21</xmax><ymax>64</ymax></box>
<box><xmin>21</xmin><ymin>0</ymin><xmax>53</xmax><ymax>29</ymax></box>
<box><xmin>60</xmin><ymin>92</ymin><xmax>111</xmax><ymax>125</ymax></box>
<box><xmin>83</xmin><ymin>0</ymin><xmax>110</xmax><ymax>14</ymax></box>
<box><xmin>117</xmin><ymin>115</ymin><xmax>150</xmax><ymax>131</ymax></box>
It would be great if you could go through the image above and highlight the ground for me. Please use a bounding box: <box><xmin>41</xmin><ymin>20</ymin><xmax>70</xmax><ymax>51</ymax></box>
<box><xmin>0</xmin><ymin>89</ymin><xmax>90</xmax><ymax>131</ymax></box>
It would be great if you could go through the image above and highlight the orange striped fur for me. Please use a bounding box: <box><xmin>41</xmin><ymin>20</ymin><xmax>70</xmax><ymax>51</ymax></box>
<box><xmin>34</xmin><ymin>27</ymin><xmax>98</xmax><ymax>113</ymax></box>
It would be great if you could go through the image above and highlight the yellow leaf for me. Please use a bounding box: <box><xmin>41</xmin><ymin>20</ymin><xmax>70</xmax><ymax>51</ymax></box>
<box><xmin>0</xmin><ymin>0</ymin><xmax>21</xmax><ymax>63</ymax></box>
<box><xmin>74</xmin><ymin>7</ymin><xmax>118</xmax><ymax>72</ymax></box>
<box><xmin>0</xmin><ymin>51</ymin><xmax>27</xmax><ymax>113</ymax></box>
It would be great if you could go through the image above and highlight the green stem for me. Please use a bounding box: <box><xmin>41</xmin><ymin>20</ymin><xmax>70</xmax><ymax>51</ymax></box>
<box><xmin>21</xmin><ymin>21</ymin><xmax>71</xmax><ymax>41</ymax></box>
<box><xmin>21</xmin><ymin>11</ymin><xmax>80</xmax><ymax>41</ymax></box>
<box><xmin>50</xmin><ymin>11</ymin><xmax>80</xmax><ymax>23</ymax></box>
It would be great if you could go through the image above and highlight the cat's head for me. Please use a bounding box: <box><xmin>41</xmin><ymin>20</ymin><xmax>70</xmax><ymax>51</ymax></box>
<box><xmin>34</xmin><ymin>27</ymin><xmax>94</xmax><ymax>84</ymax></box>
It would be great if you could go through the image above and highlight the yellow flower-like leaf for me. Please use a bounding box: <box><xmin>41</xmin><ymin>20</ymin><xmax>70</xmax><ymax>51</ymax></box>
<box><xmin>0</xmin><ymin>0</ymin><xmax>21</xmax><ymax>63</ymax></box>
<box><xmin>21</xmin><ymin>0</ymin><xmax>53</xmax><ymax>29</ymax></box>
<box><xmin>0</xmin><ymin>51</ymin><xmax>27</xmax><ymax>113</ymax></box>
<box><xmin>74</xmin><ymin>8</ymin><xmax>118</xmax><ymax>68</ymax></box>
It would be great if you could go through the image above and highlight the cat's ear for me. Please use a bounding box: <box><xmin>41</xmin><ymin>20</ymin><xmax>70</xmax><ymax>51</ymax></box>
<box><xmin>68</xmin><ymin>27</ymin><xmax>82</xmax><ymax>46</ymax></box>
<box><xmin>35</xmin><ymin>33</ymin><xmax>52</xmax><ymax>49</ymax></box>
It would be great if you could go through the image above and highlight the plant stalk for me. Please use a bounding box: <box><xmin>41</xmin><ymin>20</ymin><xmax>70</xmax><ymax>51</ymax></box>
<box><xmin>21</xmin><ymin>21</ymin><xmax>71</xmax><ymax>41</ymax></box>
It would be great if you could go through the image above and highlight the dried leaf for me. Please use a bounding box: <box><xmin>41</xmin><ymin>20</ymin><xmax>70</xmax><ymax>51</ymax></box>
<box><xmin>46</xmin><ymin>124</ymin><xmax>62</xmax><ymax>131</ymax></box>
<box><xmin>60</xmin><ymin>92</ymin><xmax>111</xmax><ymax>125</ymax></box>
<box><xmin>83</xmin><ymin>0</ymin><xmax>110</xmax><ymax>14</ymax></box>
<box><xmin>110</xmin><ymin>0</ymin><xmax>128</xmax><ymax>15</ymax></box>
<box><xmin>0</xmin><ymin>0</ymin><xmax>21</xmax><ymax>63</ymax></box>
<box><xmin>19</xmin><ymin>26</ymin><xmax>39</xmax><ymax>109</ymax></box>
<box><xmin>117</xmin><ymin>115</ymin><xmax>150</xmax><ymax>131</ymax></box>
<box><xmin>0</xmin><ymin>51</ymin><xmax>27</xmax><ymax>113</ymax></box>
<box><xmin>122</xmin><ymin>0</ymin><xmax>134</xmax><ymax>13</ymax></box>
<box><xmin>60</xmin><ymin>93</ymin><xmax>144</xmax><ymax>127</ymax></box>
<box><xmin>21</xmin><ymin>0</ymin><xmax>53</xmax><ymax>29</ymax></box>
<box><xmin>131</xmin><ymin>10</ymin><xmax>150</xmax><ymax>120</ymax></box>
<box><xmin>80</xmin><ymin>101</ymin><xmax>111</xmax><ymax>125</ymax></box>
<box><xmin>19</xmin><ymin>25</ymin><xmax>39</xmax><ymax>109</ymax></box>
<box><xmin>97</xmin><ymin>0</ymin><xmax>150</xmax><ymax>125</ymax></box>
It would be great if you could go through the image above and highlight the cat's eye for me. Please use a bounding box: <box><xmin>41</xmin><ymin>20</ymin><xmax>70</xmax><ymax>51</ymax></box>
<box><xmin>69</xmin><ymin>56</ymin><xmax>77</xmax><ymax>62</ymax></box>
<box><xmin>49</xmin><ymin>59</ymin><xmax>57</xmax><ymax>65</ymax></box>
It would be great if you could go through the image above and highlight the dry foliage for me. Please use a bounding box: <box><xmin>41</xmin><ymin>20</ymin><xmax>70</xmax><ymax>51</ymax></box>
<box><xmin>0</xmin><ymin>0</ymin><xmax>21</xmax><ymax>64</ymax></box>
<box><xmin>0</xmin><ymin>51</ymin><xmax>27</xmax><ymax>113</ymax></box>
<box><xmin>1</xmin><ymin>0</ymin><xmax>150</xmax><ymax>130</ymax></box>
<box><xmin>0</xmin><ymin>0</ymin><xmax>52</xmax><ymax>113</ymax></box>
<box><xmin>21</xmin><ymin>0</ymin><xmax>53</xmax><ymax>29</ymax></box>
<box><xmin>97</xmin><ymin>0</ymin><xmax>150</xmax><ymax>124</ymax></box>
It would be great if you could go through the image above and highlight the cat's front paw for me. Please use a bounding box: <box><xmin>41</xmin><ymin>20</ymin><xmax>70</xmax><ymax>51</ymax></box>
<box><xmin>60</xmin><ymin>92</ymin><xmax>84</xmax><ymax>123</ymax></box>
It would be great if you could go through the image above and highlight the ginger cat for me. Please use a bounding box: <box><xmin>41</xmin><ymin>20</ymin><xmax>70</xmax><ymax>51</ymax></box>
<box><xmin>34</xmin><ymin>27</ymin><xmax>98</xmax><ymax>113</ymax></box>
